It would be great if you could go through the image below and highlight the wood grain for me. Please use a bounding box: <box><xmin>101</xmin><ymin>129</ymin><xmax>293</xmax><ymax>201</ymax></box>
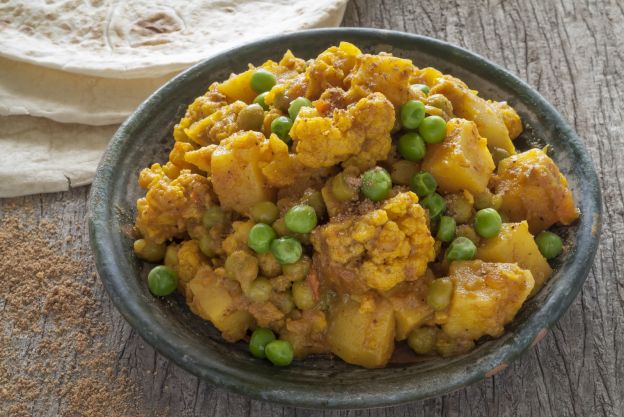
<box><xmin>1</xmin><ymin>0</ymin><xmax>622</xmax><ymax>415</ymax></box>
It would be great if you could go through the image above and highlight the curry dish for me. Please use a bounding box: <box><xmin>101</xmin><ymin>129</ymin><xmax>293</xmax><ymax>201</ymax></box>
<box><xmin>132</xmin><ymin>42</ymin><xmax>579</xmax><ymax>368</ymax></box>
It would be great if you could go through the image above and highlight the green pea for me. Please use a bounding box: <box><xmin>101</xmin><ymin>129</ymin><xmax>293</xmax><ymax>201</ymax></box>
<box><xmin>302</xmin><ymin>190</ymin><xmax>326</xmax><ymax>218</ymax></box>
<box><xmin>147</xmin><ymin>265</ymin><xmax>178</xmax><ymax>296</ymax></box>
<box><xmin>535</xmin><ymin>231</ymin><xmax>563</xmax><ymax>259</ymax></box>
<box><xmin>133</xmin><ymin>239</ymin><xmax>166</xmax><ymax>263</ymax></box>
<box><xmin>490</xmin><ymin>147</ymin><xmax>510</xmax><ymax>165</ymax></box>
<box><xmin>247</xmin><ymin>277</ymin><xmax>273</xmax><ymax>303</ymax></box>
<box><xmin>251</xmin><ymin>201</ymin><xmax>280</xmax><ymax>225</ymax></box>
<box><xmin>474</xmin><ymin>208</ymin><xmax>502</xmax><ymax>238</ymax></box>
<box><xmin>284</xmin><ymin>204</ymin><xmax>317</xmax><ymax>234</ymax></box>
<box><xmin>272</xmin><ymin>218</ymin><xmax>289</xmax><ymax>237</ymax></box>
<box><xmin>249</xmin><ymin>328</ymin><xmax>276</xmax><ymax>359</ymax></box>
<box><xmin>411</xmin><ymin>83</ymin><xmax>430</xmax><ymax>95</ymax></box>
<box><xmin>282</xmin><ymin>256</ymin><xmax>311</xmax><ymax>281</ymax></box>
<box><xmin>408</xmin><ymin>327</ymin><xmax>438</xmax><ymax>355</ymax></box>
<box><xmin>400</xmin><ymin>100</ymin><xmax>426</xmax><ymax>129</ymax></box>
<box><xmin>270</xmin><ymin>237</ymin><xmax>303</xmax><ymax>265</ymax></box>
<box><xmin>426</xmin><ymin>277</ymin><xmax>453</xmax><ymax>311</ymax></box>
<box><xmin>421</xmin><ymin>192</ymin><xmax>446</xmax><ymax>218</ymax></box>
<box><xmin>202</xmin><ymin>206</ymin><xmax>225</xmax><ymax>228</ymax></box>
<box><xmin>361</xmin><ymin>167</ymin><xmax>392</xmax><ymax>202</ymax></box>
<box><xmin>199</xmin><ymin>234</ymin><xmax>218</xmax><ymax>257</ymax></box>
<box><xmin>288</xmin><ymin>97</ymin><xmax>313</xmax><ymax>120</ymax></box>
<box><xmin>436</xmin><ymin>216</ymin><xmax>456</xmax><ymax>242</ymax></box>
<box><xmin>446</xmin><ymin>237</ymin><xmax>477</xmax><ymax>261</ymax></box>
<box><xmin>410</xmin><ymin>171</ymin><xmax>437</xmax><ymax>197</ymax></box>
<box><xmin>397</xmin><ymin>132</ymin><xmax>426</xmax><ymax>161</ymax></box>
<box><xmin>248</xmin><ymin>223</ymin><xmax>277</xmax><ymax>253</ymax></box>
<box><xmin>253</xmin><ymin>92</ymin><xmax>269</xmax><ymax>110</ymax></box>
<box><xmin>418</xmin><ymin>115</ymin><xmax>447</xmax><ymax>144</ymax></box>
<box><xmin>271</xmin><ymin>116</ymin><xmax>293</xmax><ymax>144</ymax></box>
<box><xmin>265</xmin><ymin>339</ymin><xmax>294</xmax><ymax>366</ymax></box>
<box><xmin>273</xmin><ymin>92</ymin><xmax>291</xmax><ymax>112</ymax></box>
<box><xmin>292</xmin><ymin>280</ymin><xmax>315</xmax><ymax>310</ymax></box>
<box><xmin>250</xmin><ymin>69</ymin><xmax>277</xmax><ymax>93</ymax></box>
<box><xmin>237</xmin><ymin>103</ymin><xmax>265</xmax><ymax>131</ymax></box>
<box><xmin>331</xmin><ymin>172</ymin><xmax>358</xmax><ymax>201</ymax></box>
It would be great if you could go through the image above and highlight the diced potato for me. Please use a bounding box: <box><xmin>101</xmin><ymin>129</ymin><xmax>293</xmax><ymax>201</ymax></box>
<box><xmin>327</xmin><ymin>294</ymin><xmax>396</xmax><ymax>368</ymax></box>
<box><xmin>477</xmin><ymin>221</ymin><xmax>552</xmax><ymax>292</ymax></box>
<box><xmin>211</xmin><ymin>131</ymin><xmax>276</xmax><ymax>215</ymax></box>
<box><xmin>442</xmin><ymin>260</ymin><xmax>534</xmax><ymax>340</ymax></box>
<box><xmin>348</xmin><ymin>53</ymin><xmax>414</xmax><ymax>107</ymax></box>
<box><xmin>384</xmin><ymin>278</ymin><xmax>434</xmax><ymax>341</ymax></box>
<box><xmin>489</xmin><ymin>100</ymin><xmax>523</xmax><ymax>140</ymax></box>
<box><xmin>422</xmin><ymin>118</ymin><xmax>495</xmax><ymax>195</ymax></box>
<box><xmin>410</xmin><ymin>66</ymin><xmax>444</xmax><ymax>87</ymax></box>
<box><xmin>188</xmin><ymin>270</ymin><xmax>252</xmax><ymax>342</ymax></box>
<box><xmin>430</xmin><ymin>75</ymin><xmax>516</xmax><ymax>154</ymax></box>
<box><xmin>493</xmin><ymin>148</ymin><xmax>579</xmax><ymax>233</ymax></box>
<box><xmin>217</xmin><ymin>69</ymin><xmax>257</xmax><ymax>104</ymax></box>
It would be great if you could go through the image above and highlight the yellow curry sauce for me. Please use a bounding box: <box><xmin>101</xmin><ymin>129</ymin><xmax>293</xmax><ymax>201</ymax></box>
<box><xmin>132</xmin><ymin>42</ymin><xmax>579</xmax><ymax>368</ymax></box>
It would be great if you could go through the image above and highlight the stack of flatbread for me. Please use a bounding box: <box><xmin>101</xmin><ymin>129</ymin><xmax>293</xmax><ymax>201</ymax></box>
<box><xmin>0</xmin><ymin>0</ymin><xmax>348</xmax><ymax>197</ymax></box>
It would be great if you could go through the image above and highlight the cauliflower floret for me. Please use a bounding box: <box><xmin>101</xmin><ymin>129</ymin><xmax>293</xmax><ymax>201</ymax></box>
<box><xmin>184</xmin><ymin>101</ymin><xmax>247</xmax><ymax>146</ymax></box>
<box><xmin>442</xmin><ymin>260</ymin><xmax>534</xmax><ymax>340</ymax></box>
<box><xmin>493</xmin><ymin>148</ymin><xmax>579</xmax><ymax>233</ymax></box>
<box><xmin>347</xmin><ymin>53</ymin><xmax>415</xmax><ymax>107</ymax></box>
<box><xmin>257</xmin><ymin>134</ymin><xmax>313</xmax><ymax>188</ymax></box>
<box><xmin>173</xmin><ymin>87</ymin><xmax>228</xmax><ymax>142</ymax></box>
<box><xmin>135</xmin><ymin>169</ymin><xmax>212</xmax><ymax>244</ymax></box>
<box><xmin>291</xmin><ymin>92</ymin><xmax>395</xmax><ymax>171</ymax></box>
<box><xmin>312</xmin><ymin>192</ymin><xmax>435</xmax><ymax>294</ymax></box>
<box><xmin>304</xmin><ymin>41</ymin><xmax>362</xmax><ymax>99</ymax></box>
<box><xmin>430</xmin><ymin>75</ymin><xmax>516</xmax><ymax>155</ymax></box>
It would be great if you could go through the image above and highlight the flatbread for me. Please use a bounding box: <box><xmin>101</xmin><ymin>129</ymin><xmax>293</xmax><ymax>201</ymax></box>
<box><xmin>0</xmin><ymin>116</ymin><xmax>117</xmax><ymax>198</ymax></box>
<box><xmin>0</xmin><ymin>0</ymin><xmax>348</xmax><ymax>79</ymax></box>
<box><xmin>0</xmin><ymin>56</ymin><xmax>175</xmax><ymax>125</ymax></box>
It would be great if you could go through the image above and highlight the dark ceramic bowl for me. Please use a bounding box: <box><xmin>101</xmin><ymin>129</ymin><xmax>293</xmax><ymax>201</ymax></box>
<box><xmin>88</xmin><ymin>28</ymin><xmax>601</xmax><ymax>409</ymax></box>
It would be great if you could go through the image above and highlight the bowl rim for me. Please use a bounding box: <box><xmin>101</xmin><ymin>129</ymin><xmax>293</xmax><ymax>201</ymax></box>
<box><xmin>88</xmin><ymin>27</ymin><xmax>602</xmax><ymax>409</ymax></box>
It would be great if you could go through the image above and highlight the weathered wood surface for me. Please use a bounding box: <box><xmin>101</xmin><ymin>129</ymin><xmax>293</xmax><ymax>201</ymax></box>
<box><xmin>1</xmin><ymin>0</ymin><xmax>622</xmax><ymax>415</ymax></box>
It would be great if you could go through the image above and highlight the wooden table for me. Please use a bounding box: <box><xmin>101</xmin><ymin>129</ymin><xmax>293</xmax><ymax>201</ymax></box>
<box><xmin>2</xmin><ymin>0</ymin><xmax>622</xmax><ymax>415</ymax></box>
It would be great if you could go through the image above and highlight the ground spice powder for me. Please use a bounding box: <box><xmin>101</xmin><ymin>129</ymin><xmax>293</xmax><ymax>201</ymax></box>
<box><xmin>0</xmin><ymin>210</ymin><xmax>145</xmax><ymax>417</ymax></box>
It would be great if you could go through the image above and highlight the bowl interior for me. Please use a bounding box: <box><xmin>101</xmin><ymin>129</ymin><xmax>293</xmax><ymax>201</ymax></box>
<box><xmin>89</xmin><ymin>28</ymin><xmax>601</xmax><ymax>409</ymax></box>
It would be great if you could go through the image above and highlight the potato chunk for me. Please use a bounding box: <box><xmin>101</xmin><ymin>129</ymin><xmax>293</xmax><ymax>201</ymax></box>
<box><xmin>384</xmin><ymin>277</ymin><xmax>434</xmax><ymax>341</ymax></box>
<box><xmin>211</xmin><ymin>131</ymin><xmax>276</xmax><ymax>215</ymax></box>
<box><xmin>493</xmin><ymin>148</ymin><xmax>579</xmax><ymax>233</ymax></box>
<box><xmin>217</xmin><ymin>69</ymin><xmax>258</xmax><ymax>104</ymax></box>
<box><xmin>188</xmin><ymin>268</ymin><xmax>253</xmax><ymax>342</ymax></box>
<box><xmin>490</xmin><ymin>100</ymin><xmax>523</xmax><ymax>140</ymax></box>
<box><xmin>477</xmin><ymin>221</ymin><xmax>552</xmax><ymax>292</ymax></box>
<box><xmin>348</xmin><ymin>53</ymin><xmax>414</xmax><ymax>107</ymax></box>
<box><xmin>327</xmin><ymin>293</ymin><xmax>395</xmax><ymax>368</ymax></box>
<box><xmin>443</xmin><ymin>260</ymin><xmax>534</xmax><ymax>340</ymax></box>
<box><xmin>422</xmin><ymin>118</ymin><xmax>495</xmax><ymax>195</ymax></box>
<box><xmin>430</xmin><ymin>75</ymin><xmax>516</xmax><ymax>154</ymax></box>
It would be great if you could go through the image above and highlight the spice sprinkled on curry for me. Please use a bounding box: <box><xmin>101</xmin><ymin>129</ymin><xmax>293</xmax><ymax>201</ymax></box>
<box><xmin>132</xmin><ymin>42</ymin><xmax>579</xmax><ymax>368</ymax></box>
